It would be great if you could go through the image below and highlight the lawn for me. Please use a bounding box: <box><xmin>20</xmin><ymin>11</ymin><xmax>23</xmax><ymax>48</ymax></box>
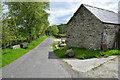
<box><xmin>2</xmin><ymin>36</ymin><xmax>47</xmax><ymax>67</ymax></box>
<box><xmin>53</xmin><ymin>41</ymin><xmax>120</xmax><ymax>59</ymax></box>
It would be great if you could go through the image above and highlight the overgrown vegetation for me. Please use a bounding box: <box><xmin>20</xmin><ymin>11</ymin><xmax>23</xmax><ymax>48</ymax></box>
<box><xmin>2</xmin><ymin>36</ymin><xmax>47</xmax><ymax>67</ymax></box>
<box><xmin>1</xmin><ymin>2</ymin><xmax>50</xmax><ymax>67</ymax></box>
<box><xmin>53</xmin><ymin>41</ymin><xmax>120</xmax><ymax>59</ymax></box>
<box><xmin>52</xmin><ymin>33</ymin><xmax>66</xmax><ymax>39</ymax></box>
<box><xmin>46</xmin><ymin>25</ymin><xmax>59</xmax><ymax>35</ymax></box>
<box><xmin>2</xmin><ymin>2</ymin><xmax>49</xmax><ymax>48</ymax></box>
<box><xmin>57</xmin><ymin>24</ymin><xmax>67</xmax><ymax>34</ymax></box>
<box><xmin>46</xmin><ymin>24</ymin><xmax>67</xmax><ymax>39</ymax></box>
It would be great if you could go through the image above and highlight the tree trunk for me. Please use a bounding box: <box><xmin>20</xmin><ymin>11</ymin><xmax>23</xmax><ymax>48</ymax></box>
<box><xmin>9</xmin><ymin>42</ymin><xmax>12</xmax><ymax>48</ymax></box>
<box><xmin>36</xmin><ymin>36</ymin><xmax>39</xmax><ymax>39</ymax></box>
<box><xmin>28</xmin><ymin>39</ymin><xmax>32</xmax><ymax>43</ymax></box>
<box><xmin>3</xmin><ymin>43</ymin><xmax>6</xmax><ymax>49</ymax></box>
<box><xmin>28</xmin><ymin>27</ymin><xmax>32</xmax><ymax>43</ymax></box>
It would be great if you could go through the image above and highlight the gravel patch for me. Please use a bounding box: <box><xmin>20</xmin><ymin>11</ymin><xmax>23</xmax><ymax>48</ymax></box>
<box><xmin>86</xmin><ymin>57</ymin><xmax>118</xmax><ymax>78</ymax></box>
<box><xmin>63</xmin><ymin>56</ymin><xmax>117</xmax><ymax>72</ymax></box>
<box><xmin>63</xmin><ymin>56</ymin><xmax>118</xmax><ymax>78</ymax></box>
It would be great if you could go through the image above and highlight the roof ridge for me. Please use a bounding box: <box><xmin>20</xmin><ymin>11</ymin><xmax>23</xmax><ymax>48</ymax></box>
<box><xmin>82</xmin><ymin>4</ymin><xmax>118</xmax><ymax>14</ymax></box>
<box><xmin>67</xmin><ymin>4</ymin><xmax>119</xmax><ymax>25</ymax></box>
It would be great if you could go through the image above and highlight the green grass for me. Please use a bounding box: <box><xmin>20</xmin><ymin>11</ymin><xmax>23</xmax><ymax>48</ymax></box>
<box><xmin>52</xmin><ymin>35</ymin><xmax>58</xmax><ymax>39</ymax></box>
<box><xmin>58</xmin><ymin>33</ymin><xmax>66</xmax><ymax>36</ymax></box>
<box><xmin>2</xmin><ymin>36</ymin><xmax>47</xmax><ymax>67</ymax></box>
<box><xmin>53</xmin><ymin>41</ymin><xmax>120</xmax><ymax>59</ymax></box>
<box><xmin>52</xmin><ymin>33</ymin><xmax>66</xmax><ymax>39</ymax></box>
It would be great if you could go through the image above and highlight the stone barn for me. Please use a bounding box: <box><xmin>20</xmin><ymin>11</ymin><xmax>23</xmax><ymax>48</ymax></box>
<box><xmin>66</xmin><ymin>4</ymin><xmax>120</xmax><ymax>50</ymax></box>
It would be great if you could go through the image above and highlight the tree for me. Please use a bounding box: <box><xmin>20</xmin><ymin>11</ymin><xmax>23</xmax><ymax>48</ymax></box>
<box><xmin>2</xmin><ymin>12</ymin><xmax>18</xmax><ymax>48</ymax></box>
<box><xmin>0</xmin><ymin>1</ymin><xmax>3</xmax><ymax>48</ymax></box>
<box><xmin>5</xmin><ymin>2</ymin><xmax>49</xmax><ymax>42</ymax></box>
<box><xmin>49</xmin><ymin>25</ymin><xmax>59</xmax><ymax>35</ymax></box>
<box><xmin>57</xmin><ymin>24</ymin><xmax>67</xmax><ymax>34</ymax></box>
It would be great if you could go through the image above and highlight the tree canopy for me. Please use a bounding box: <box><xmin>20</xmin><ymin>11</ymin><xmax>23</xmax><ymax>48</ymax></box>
<box><xmin>2</xmin><ymin>2</ymin><xmax>49</xmax><ymax>48</ymax></box>
<box><xmin>46</xmin><ymin>25</ymin><xmax>59</xmax><ymax>35</ymax></box>
<box><xmin>57</xmin><ymin>24</ymin><xmax>67</xmax><ymax>34</ymax></box>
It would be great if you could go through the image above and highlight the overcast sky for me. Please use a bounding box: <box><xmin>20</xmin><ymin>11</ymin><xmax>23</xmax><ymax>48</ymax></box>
<box><xmin>49</xmin><ymin>0</ymin><xmax>119</xmax><ymax>26</ymax></box>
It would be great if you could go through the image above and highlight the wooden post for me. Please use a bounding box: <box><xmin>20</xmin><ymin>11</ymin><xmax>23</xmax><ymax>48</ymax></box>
<box><xmin>101</xmin><ymin>44</ymin><xmax>107</xmax><ymax>50</ymax></box>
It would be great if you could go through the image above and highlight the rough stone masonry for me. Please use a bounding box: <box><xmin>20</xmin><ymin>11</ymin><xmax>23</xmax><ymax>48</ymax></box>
<box><xmin>66</xmin><ymin>4</ymin><xmax>120</xmax><ymax>50</ymax></box>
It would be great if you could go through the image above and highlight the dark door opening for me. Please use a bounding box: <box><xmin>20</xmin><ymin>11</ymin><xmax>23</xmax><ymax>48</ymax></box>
<box><xmin>118</xmin><ymin>29</ymin><xmax>120</xmax><ymax>50</ymax></box>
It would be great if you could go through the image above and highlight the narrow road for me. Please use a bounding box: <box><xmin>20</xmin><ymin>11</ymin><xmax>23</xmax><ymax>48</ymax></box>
<box><xmin>2</xmin><ymin>37</ymin><xmax>79</xmax><ymax>78</ymax></box>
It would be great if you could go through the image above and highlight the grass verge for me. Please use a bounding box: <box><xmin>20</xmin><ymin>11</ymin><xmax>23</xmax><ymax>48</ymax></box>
<box><xmin>2</xmin><ymin>36</ymin><xmax>47</xmax><ymax>67</ymax></box>
<box><xmin>53</xmin><ymin>41</ymin><xmax>120</xmax><ymax>59</ymax></box>
<box><xmin>52</xmin><ymin>33</ymin><xmax>66</xmax><ymax>39</ymax></box>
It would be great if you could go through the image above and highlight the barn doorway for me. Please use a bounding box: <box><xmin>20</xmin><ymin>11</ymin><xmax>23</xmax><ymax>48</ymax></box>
<box><xmin>118</xmin><ymin>29</ymin><xmax>120</xmax><ymax>50</ymax></box>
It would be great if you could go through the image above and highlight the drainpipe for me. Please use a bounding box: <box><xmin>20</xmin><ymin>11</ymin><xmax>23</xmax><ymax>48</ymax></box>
<box><xmin>101</xmin><ymin>23</ymin><xmax>105</xmax><ymax>44</ymax></box>
<box><xmin>101</xmin><ymin>23</ymin><xmax>107</xmax><ymax>50</ymax></box>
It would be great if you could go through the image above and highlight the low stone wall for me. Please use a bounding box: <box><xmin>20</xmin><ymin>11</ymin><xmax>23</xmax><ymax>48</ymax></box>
<box><xmin>11</xmin><ymin>45</ymin><xmax>20</xmax><ymax>49</ymax></box>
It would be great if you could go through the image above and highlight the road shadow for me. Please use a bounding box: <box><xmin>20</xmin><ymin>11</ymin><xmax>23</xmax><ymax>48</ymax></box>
<box><xmin>48</xmin><ymin>51</ymin><xmax>76</xmax><ymax>59</ymax></box>
<box><xmin>48</xmin><ymin>51</ymin><xmax>59</xmax><ymax>59</ymax></box>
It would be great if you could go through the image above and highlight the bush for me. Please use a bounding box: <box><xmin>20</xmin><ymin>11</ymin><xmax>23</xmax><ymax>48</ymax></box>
<box><xmin>100</xmin><ymin>50</ymin><xmax>120</xmax><ymax>57</ymax></box>
<box><xmin>46</xmin><ymin>25</ymin><xmax>59</xmax><ymax>36</ymax></box>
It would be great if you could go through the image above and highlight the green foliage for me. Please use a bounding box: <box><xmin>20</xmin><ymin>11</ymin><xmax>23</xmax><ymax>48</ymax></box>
<box><xmin>46</xmin><ymin>25</ymin><xmax>59</xmax><ymax>35</ymax></box>
<box><xmin>11</xmin><ymin>40</ymin><xmax>24</xmax><ymax>46</ymax></box>
<box><xmin>57</xmin><ymin>24</ymin><xmax>67</xmax><ymax>34</ymax></box>
<box><xmin>52</xmin><ymin>34</ymin><xmax>59</xmax><ymax>39</ymax></box>
<box><xmin>99</xmin><ymin>50</ymin><xmax>120</xmax><ymax>57</ymax></box>
<box><xmin>51</xmin><ymin>25</ymin><xmax>59</xmax><ymax>34</ymax></box>
<box><xmin>2</xmin><ymin>2</ymin><xmax>49</xmax><ymax>48</ymax></box>
<box><xmin>52</xmin><ymin>33</ymin><xmax>66</xmax><ymax>39</ymax></box>
<box><xmin>0</xmin><ymin>1</ymin><xmax>2</xmax><ymax>69</ymax></box>
<box><xmin>1</xmin><ymin>1</ymin><xmax>50</xmax><ymax>67</ymax></box>
<box><xmin>53</xmin><ymin>42</ymin><xmax>67</xmax><ymax>58</ymax></box>
<box><xmin>53</xmin><ymin>42</ymin><xmax>120</xmax><ymax>59</ymax></box>
<box><xmin>54</xmin><ymin>49</ymin><xmax>67</xmax><ymax>58</ymax></box>
<box><xmin>2</xmin><ymin>36</ymin><xmax>47</xmax><ymax>67</ymax></box>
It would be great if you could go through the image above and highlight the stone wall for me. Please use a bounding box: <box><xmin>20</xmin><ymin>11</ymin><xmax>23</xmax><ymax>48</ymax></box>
<box><xmin>66</xmin><ymin>6</ymin><xmax>119</xmax><ymax>50</ymax></box>
<box><xmin>103</xmin><ymin>24</ymin><xmax>119</xmax><ymax>49</ymax></box>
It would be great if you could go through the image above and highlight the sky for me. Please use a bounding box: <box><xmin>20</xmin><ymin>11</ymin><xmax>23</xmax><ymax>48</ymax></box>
<box><xmin>48</xmin><ymin>0</ymin><xmax>120</xmax><ymax>26</ymax></box>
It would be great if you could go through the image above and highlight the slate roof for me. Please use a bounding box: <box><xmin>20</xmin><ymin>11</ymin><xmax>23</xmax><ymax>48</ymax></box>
<box><xmin>68</xmin><ymin>4</ymin><xmax>120</xmax><ymax>24</ymax></box>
